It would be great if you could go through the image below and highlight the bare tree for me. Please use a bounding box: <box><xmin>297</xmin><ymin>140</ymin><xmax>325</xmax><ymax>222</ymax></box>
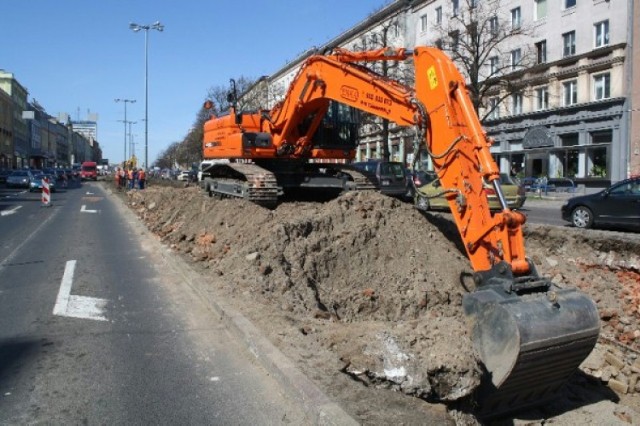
<box><xmin>351</xmin><ymin>18</ymin><xmax>412</xmax><ymax>162</ymax></box>
<box><xmin>433</xmin><ymin>0</ymin><xmax>538</xmax><ymax>121</ymax></box>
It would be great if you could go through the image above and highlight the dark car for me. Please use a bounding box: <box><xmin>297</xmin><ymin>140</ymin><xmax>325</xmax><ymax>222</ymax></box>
<box><xmin>30</xmin><ymin>173</ymin><xmax>57</xmax><ymax>192</ymax></box>
<box><xmin>351</xmin><ymin>160</ymin><xmax>408</xmax><ymax>199</ymax></box>
<box><xmin>6</xmin><ymin>170</ymin><xmax>34</xmax><ymax>188</ymax></box>
<box><xmin>0</xmin><ymin>169</ymin><xmax>11</xmax><ymax>183</ymax></box>
<box><xmin>561</xmin><ymin>177</ymin><xmax>640</xmax><ymax>230</ymax></box>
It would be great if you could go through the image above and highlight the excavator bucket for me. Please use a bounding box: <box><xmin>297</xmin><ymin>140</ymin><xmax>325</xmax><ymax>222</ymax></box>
<box><xmin>463</xmin><ymin>263</ymin><xmax>600</xmax><ymax>417</ymax></box>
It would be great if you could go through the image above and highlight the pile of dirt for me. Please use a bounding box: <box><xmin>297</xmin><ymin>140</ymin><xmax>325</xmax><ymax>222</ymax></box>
<box><xmin>124</xmin><ymin>184</ymin><xmax>640</xmax><ymax>423</ymax></box>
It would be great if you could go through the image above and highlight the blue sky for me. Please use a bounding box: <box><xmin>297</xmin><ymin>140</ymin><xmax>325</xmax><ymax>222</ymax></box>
<box><xmin>1</xmin><ymin>1</ymin><xmax>387</xmax><ymax>166</ymax></box>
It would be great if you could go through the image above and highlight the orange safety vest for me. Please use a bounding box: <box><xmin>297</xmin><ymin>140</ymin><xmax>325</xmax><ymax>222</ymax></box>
<box><xmin>128</xmin><ymin>170</ymin><xmax>133</xmax><ymax>179</ymax></box>
<box><xmin>138</xmin><ymin>169</ymin><xmax>146</xmax><ymax>180</ymax></box>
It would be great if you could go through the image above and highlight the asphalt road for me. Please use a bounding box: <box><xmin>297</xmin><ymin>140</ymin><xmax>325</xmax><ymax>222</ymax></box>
<box><xmin>0</xmin><ymin>180</ymin><xmax>309</xmax><ymax>424</ymax></box>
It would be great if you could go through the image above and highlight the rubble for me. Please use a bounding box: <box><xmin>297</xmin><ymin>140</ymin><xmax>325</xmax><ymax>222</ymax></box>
<box><xmin>123</xmin><ymin>184</ymin><xmax>640</xmax><ymax>424</ymax></box>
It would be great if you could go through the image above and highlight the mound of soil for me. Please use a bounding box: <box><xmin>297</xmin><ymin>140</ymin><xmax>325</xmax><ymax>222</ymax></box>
<box><xmin>124</xmin><ymin>184</ymin><xmax>640</xmax><ymax>424</ymax></box>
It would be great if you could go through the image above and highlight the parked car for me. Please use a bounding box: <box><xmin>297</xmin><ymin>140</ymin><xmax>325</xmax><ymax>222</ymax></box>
<box><xmin>0</xmin><ymin>169</ymin><xmax>11</xmax><ymax>183</ymax></box>
<box><xmin>177</xmin><ymin>171</ymin><xmax>190</xmax><ymax>181</ymax></box>
<box><xmin>29</xmin><ymin>173</ymin><xmax>57</xmax><ymax>192</ymax></box>
<box><xmin>351</xmin><ymin>160</ymin><xmax>408</xmax><ymax>199</ymax></box>
<box><xmin>519</xmin><ymin>176</ymin><xmax>556</xmax><ymax>193</ymax></box>
<box><xmin>561</xmin><ymin>177</ymin><xmax>640</xmax><ymax>230</ymax></box>
<box><xmin>414</xmin><ymin>172</ymin><xmax>526</xmax><ymax>211</ymax></box>
<box><xmin>6</xmin><ymin>170</ymin><xmax>34</xmax><ymax>188</ymax></box>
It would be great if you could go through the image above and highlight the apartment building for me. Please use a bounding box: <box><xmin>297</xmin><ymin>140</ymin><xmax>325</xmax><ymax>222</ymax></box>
<box><xmin>0</xmin><ymin>88</ymin><xmax>13</xmax><ymax>169</ymax></box>
<box><xmin>257</xmin><ymin>0</ymin><xmax>638</xmax><ymax>186</ymax></box>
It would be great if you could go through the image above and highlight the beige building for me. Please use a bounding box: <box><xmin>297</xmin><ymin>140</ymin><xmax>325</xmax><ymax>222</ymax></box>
<box><xmin>0</xmin><ymin>88</ymin><xmax>12</xmax><ymax>169</ymax></box>
<box><xmin>0</xmin><ymin>70</ymin><xmax>29</xmax><ymax>168</ymax></box>
<box><xmin>256</xmin><ymin>0</ymin><xmax>639</xmax><ymax>187</ymax></box>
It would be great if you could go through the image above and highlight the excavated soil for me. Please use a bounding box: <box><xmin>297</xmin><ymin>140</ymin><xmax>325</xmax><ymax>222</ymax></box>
<box><xmin>121</xmin><ymin>182</ymin><xmax>640</xmax><ymax>425</ymax></box>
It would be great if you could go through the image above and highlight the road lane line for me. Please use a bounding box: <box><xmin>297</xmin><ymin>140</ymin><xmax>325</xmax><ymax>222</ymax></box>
<box><xmin>53</xmin><ymin>260</ymin><xmax>75</xmax><ymax>315</ymax></box>
<box><xmin>53</xmin><ymin>260</ymin><xmax>108</xmax><ymax>321</ymax></box>
<box><xmin>0</xmin><ymin>203</ymin><xmax>59</xmax><ymax>274</ymax></box>
<box><xmin>80</xmin><ymin>205</ymin><xmax>98</xmax><ymax>213</ymax></box>
<box><xmin>0</xmin><ymin>205</ymin><xmax>22</xmax><ymax>216</ymax></box>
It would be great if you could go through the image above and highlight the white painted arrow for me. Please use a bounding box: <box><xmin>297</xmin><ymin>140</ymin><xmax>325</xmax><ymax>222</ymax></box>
<box><xmin>53</xmin><ymin>260</ymin><xmax>108</xmax><ymax>321</ymax></box>
<box><xmin>80</xmin><ymin>205</ymin><xmax>98</xmax><ymax>213</ymax></box>
<box><xmin>0</xmin><ymin>206</ymin><xmax>22</xmax><ymax>216</ymax></box>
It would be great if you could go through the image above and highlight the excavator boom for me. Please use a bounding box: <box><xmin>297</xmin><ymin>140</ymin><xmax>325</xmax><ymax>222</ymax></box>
<box><xmin>202</xmin><ymin>47</ymin><xmax>599</xmax><ymax>416</ymax></box>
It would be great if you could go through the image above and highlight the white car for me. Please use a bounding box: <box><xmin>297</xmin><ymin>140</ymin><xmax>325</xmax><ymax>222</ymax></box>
<box><xmin>177</xmin><ymin>171</ymin><xmax>190</xmax><ymax>181</ymax></box>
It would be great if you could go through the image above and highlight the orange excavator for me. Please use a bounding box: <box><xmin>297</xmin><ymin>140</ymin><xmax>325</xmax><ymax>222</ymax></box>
<box><xmin>201</xmin><ymin>47</ymin><xmax>600</xmax><ymax>415</ymax></box>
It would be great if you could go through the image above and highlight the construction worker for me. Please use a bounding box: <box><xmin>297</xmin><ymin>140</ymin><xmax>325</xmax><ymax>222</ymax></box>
<box><xmin>114</xmin><ymin>167</ymin><xmax>120</xmax><ymax>190</ymax></box>
<box><xmin>138</xmin><ymin>168</ymin><xmax>146</xmax><ymax>190</ymax></box>
<box><xmin>127</xmin><ymin>168</ymin><xmax>134</xmax><ymax>190</ymax></box>
<box><xmin>119</xmin><ymin>168</ymin><xmax>126</xmax><ymax>190</ymax></box>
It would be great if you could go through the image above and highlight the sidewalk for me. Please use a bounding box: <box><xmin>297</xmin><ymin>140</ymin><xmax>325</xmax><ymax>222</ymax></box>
<box><xmin>523</xmin><ymin>189</ymin><xmax>579</xmax><ymax>207</ymax></box>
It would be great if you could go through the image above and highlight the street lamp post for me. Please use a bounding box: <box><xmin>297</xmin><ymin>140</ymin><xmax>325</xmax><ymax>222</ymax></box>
<box><xmin>128</xmin><ymin>121</ymin><xmax>137</xmax><ymax>161</ymax></box>
<box><xmin>114</xmin><ymin>98</ymin><xmax>136</xmax><ymax>163</ymax></box>
<box><xmin>129</xmin><ymin>21</ymin><xmax>164</xmax><ymax>170</ymax></box>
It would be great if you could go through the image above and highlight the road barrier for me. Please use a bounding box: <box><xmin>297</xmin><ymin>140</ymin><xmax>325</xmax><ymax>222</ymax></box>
<box><xmin>42</xmin><ymin>177</ymin><xmax>51</xmax><ymax>207</ymax></box>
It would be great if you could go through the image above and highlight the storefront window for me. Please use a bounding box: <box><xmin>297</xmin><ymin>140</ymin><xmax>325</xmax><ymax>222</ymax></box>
<box><xmin>566</xmin><ymin>149</ymin><xmax>579</xmax><ymax>177</ymax></box>
<box><xmin>587</xmin><ymin>146</ymin><xmax>608</xmax><ymax>177</ymax></box>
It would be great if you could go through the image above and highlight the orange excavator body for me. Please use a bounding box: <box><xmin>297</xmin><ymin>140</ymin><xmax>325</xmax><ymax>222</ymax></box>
<box><xmin>202</xmin><ymin>47</ymin><xmax>600</xmax><ymax>416</ymax></box>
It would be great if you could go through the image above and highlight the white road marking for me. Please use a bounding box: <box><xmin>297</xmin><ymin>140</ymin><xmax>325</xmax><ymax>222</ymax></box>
<box><xmin>53</xmin><ymin>260</ymin><xmax>108</xmax><ymax>321</ymax></box>
<box><xmin>80</xmin><ymin>205</ymin><xmax>98</xmax><ymax>213</ymax></box>
<box><xmin>0</xmin><ymin>206</ymin><xmax>22</xmax><ymax>216</ymax></box>
<box><xmin>86</xmin><ymin>191</ymin><xmax>94</xmax><ymax>195</ymax></box>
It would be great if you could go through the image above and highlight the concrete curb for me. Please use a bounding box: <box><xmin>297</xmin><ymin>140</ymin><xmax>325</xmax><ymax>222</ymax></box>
<box><xmin>106</xmin><ymin>184</ymin><xmax>359</xmax><ymax>426</ymax></box>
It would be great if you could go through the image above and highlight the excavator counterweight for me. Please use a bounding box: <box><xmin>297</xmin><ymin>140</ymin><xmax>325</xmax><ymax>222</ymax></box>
<box><xmin>201</xmin><ymin>47</ymin><xmax>600</xmax><ymax>416</ymax></box>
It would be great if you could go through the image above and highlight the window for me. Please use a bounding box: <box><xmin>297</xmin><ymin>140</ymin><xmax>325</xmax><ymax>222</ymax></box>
<box><xmin>594</xmin><ymin>20</ymin><xmax>609</xmax><ymax>48</ymax></box>
<box><xmin>565</xmin><ymin>0</ymin><xmax>576</xmax><ymax>9</ymax></box>
<box><xmin>489</xmin><ymin>56</ymin><xmax>500</xmax><ymax>74</ymax></box>
<box><xmin>563</xmin><ymin>80</ymin><xmax>578</xmax><ymax>106</ymax></box>
<box><xmin>535</xmin><ymin>86</ymin><xmax>549</xmax><ymax>110</ymax></box>
<box><xmin>535</xmin><ymin>0</ymin><xmax>547</xmax><ymax>20</ymax></box>
<box><xmin>470</xmin><ymin>0</ymin><xmax>478</xmax><ymax>8</ymax></box>
<box><xmin>450</xmin><ymin>30</ymin><xmax>459</xmax><ymax>50</ymax></box>
<box><xmin>535</xmin><ymin>40</ymin><xmax>547</xmax><ymax>64</ymax></box>
<box><xmin>512</xmin><ymin>93</ymin><xmax>523</xmax><ymax>114</ymax></box>
<box><xmin>489</xmin><ymin>16</ymin><xmax>499</xmax><ymax>35</ymax></box>
<box><xmin>420</xmin><ymin>14</ymin><xmax>428</xmax><ymax>32</ymax></box>
<box><xmin>510</xmin><ymin>48</ymin><xmax>521</xmax><ymax>70</ymax></box>
<box><xmin>593</xmin><ymin>73</ymin><xmax>611</xmax><ymax>100</ymax></box>
<box><xmin>511</xmin><ymin>7</ymin><xmax>521</xmax><ymax>29</ymax></box>
<box><xmin>563</xmin><ymin>31</ymin><xmax>576</xmax><ymax>57</ymax></box>
<box><xmin>436</xmin><ymin>6</ymin><xmax>443</xmax><ymax>24</ymax></box>
<box><xmin>452</xmin><ymin>0</ymin><xmax>459</xmax><ymax>16</ymax></box>
<box><xmin>488</xmin><ymin>97</ymin><xmax>500</xmax><ymax>119</ymax></box>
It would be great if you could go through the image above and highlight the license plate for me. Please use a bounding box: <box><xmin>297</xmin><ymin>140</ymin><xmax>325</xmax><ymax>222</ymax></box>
<box><xmin>381</xmin><ymin>180</ymin><xmax>390</xmax><ymax>186</ymax></box>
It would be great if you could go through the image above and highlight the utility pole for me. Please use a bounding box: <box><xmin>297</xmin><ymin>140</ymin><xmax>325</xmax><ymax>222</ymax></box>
<box><xmin>114</xmin><ymin>99</ymin><xmax>136</xmax><ymax>163</ymax></box>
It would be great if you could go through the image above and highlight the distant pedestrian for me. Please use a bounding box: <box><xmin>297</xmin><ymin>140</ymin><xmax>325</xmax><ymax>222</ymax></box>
<box><xmin>138</xmin><ymin>168</ymin><xmax>146</xmax><ymax>190</ymax></box>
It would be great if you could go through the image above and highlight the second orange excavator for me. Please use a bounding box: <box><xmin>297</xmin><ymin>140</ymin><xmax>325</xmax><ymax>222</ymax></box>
<box><xmin>200</xmin><ymin>47</ymin><xmax>600</xmax><ymax>415</ymax></box>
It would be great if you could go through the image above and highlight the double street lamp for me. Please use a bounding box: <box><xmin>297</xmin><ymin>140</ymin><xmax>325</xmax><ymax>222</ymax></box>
<box><xmin>114</xmin><ymin>98</ymin><xmax>136</xmax><ymax>163</ymax></box>
<box><xmin>129</xmin><ymin>21</ymin><xmax>164</xmax><ymax>170</ymax></box>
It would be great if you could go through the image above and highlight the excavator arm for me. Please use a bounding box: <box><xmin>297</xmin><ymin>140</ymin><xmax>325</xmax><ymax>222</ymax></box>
<box><xmin>204</xmin><ymin>47</ymin><xmax>600</xmax><ymax>416</ymax></box>
<box><xmin>264</xmin><ymin>47</ymin><xmax>530</xmax><ymax>277</ymax></box>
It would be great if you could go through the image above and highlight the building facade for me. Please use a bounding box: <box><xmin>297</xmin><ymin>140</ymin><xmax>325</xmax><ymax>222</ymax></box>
<box><xmin>0</xmin><ymin>70</ymin><xmax>29</xmax><ymax>168</ymax></box>
<box><xmin>0</xmin><ymin>71</ymin><xmax>100</xmax><ymax>170</ymax></box>
<box><xmin>0</xmin><ymin>88</ymin><xmax>13</xmax><ymax>169</ymax></box>
<box><xmin>257</xmin><ymin>0</ymin><xmax>638</xmax><ymax>188</ymax></box>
